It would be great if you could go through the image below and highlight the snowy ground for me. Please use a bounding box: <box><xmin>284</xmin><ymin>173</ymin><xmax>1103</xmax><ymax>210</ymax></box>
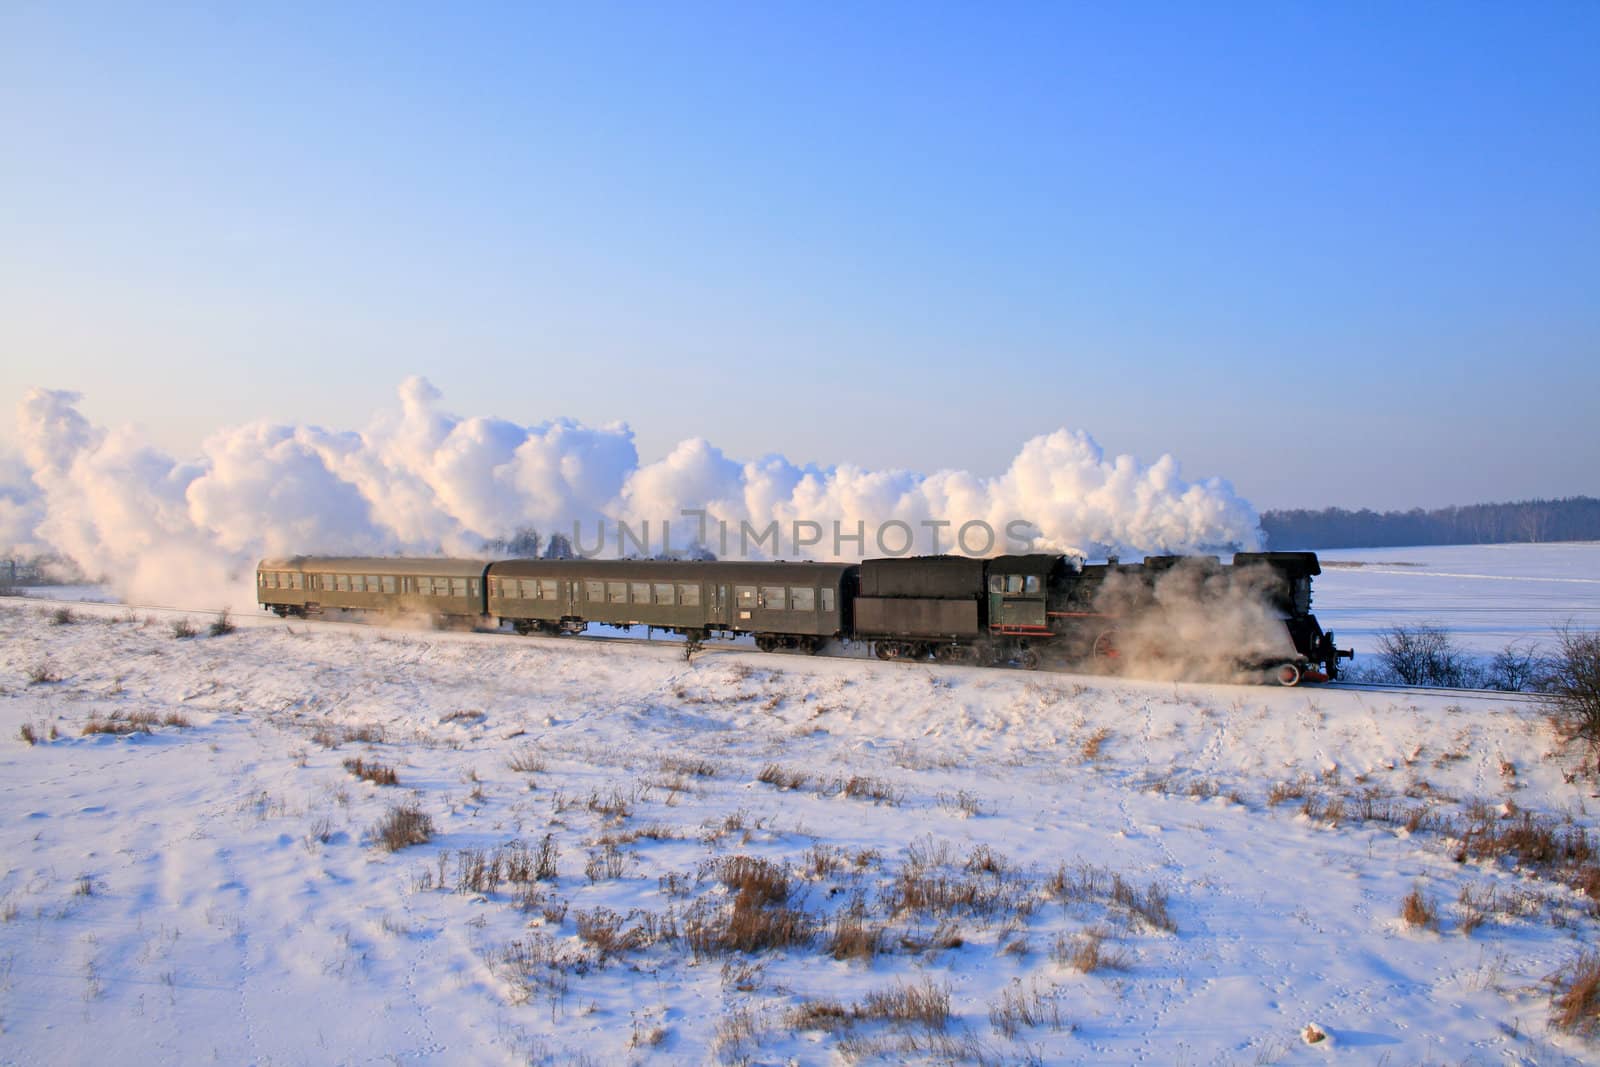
<box><xmin>2</xmin><ymin>588</ymin><xmax>1598</xmax><ymax>1065</ymax></box>
<box><xmin>1313</xmin><ymin>542</ymin><xmax>1600</xmax><ymax>656</ymax></box>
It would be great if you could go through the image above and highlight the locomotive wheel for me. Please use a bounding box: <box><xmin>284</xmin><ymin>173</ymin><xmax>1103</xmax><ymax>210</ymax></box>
<box><xmin>1092</xmin><ymin>629</ymin><xmax>1119</xmax><ymax>658</ymax></box>
<box><xmin>1273</xmin><ymin>662</ymin><xmax>1302</xmax><ymax>687</ymax></box>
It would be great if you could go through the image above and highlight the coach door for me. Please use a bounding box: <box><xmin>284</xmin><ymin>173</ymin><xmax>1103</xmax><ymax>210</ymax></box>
<box><xmin>708</xmin><ymin>583</ymin><xmax>730</xmax><ymax>628</ymax></box>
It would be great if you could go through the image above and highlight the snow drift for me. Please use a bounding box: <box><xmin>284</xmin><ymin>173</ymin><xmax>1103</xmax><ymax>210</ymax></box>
<box><xmin>4</xmin><ymin>378</ymin><xmax>1260</xmax><ymax>608</ymax></box>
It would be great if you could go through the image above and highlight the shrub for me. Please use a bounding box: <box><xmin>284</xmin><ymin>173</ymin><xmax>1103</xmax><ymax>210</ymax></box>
<box><xmin>208</xmin><ymin>611</ymin><xmax>235</xmax><ymax>637</ymax></box>
<box><xmin>49</xmin><ymin>606</ymin><xmax>75</xmax><ymax>626</ymax></box>
<box><xmin>1543</xmin><ymin>627</ymin><xmax>1600</xmax><ymax>750</ymax></box>
<box><xmin>373</xmin><ymin>803</ymin><xmax>433</xmax><ymax>851</ymax></box>
<box><xmin>1376</xmin><ymin>624</ymin><xmax>1471</xmax><ymax>686</ymax></box>
<box><xmin>18</xmin><ymin>723</ymin><xmax>38</xmax><ymax>745</ymax></box>
<box><xmin>170</xmin><ymin>617</ymin><xmax>197</xmax><ymax>639</ymax></box>
<box><xmin>26</xmin><ymin>661</ymin><xmax>60</xmax><ymax>685</ymax></box>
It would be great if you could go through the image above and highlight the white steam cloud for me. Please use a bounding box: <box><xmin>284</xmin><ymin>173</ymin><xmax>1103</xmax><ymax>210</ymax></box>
<box><xmin>4</xmin><ymin>377</ymin><xmax>1260</xmax><ymax>609</ymax></box>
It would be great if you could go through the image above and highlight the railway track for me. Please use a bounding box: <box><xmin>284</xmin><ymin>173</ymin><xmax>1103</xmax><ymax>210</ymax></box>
<box><xmin>5</xmin><ymin>591</ymin><xmax>1552</xmax><ymax>699</ymax></box>
<box><xmin>1328</xmin><ymin>680</ymin><xmax>1544</xmax><ymax>703</ymax></box>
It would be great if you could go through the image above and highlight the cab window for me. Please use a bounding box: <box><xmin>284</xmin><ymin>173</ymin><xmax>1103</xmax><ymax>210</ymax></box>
<box><xmin>1024</xmin><ymin>575</ymin><xmax>1041</xmax><ymax>594</ymax></box>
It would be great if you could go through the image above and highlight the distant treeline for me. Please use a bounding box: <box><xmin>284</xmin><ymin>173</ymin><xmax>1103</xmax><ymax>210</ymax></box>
<box><xmin>1260</xmin><ymin>496</ymin><xmax>1600</xmax><ymax>550</ymax></box>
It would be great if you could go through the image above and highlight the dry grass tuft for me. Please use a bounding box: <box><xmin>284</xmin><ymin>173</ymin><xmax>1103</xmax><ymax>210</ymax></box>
<box><xmin>49</xmin><ymin>606</ymin><xmax>76</xmax><ymax>626</ymax></box>
<box><xmin>685</xmin><ymin>855</ymin><xmax>812</xmax><ymax>956</ymax></box>
<box><xmin>1054</xmin><ymin>925</ymin><xmax>1128</xmax><ymax>973</ymax></box>
<box><xmin>170</xmin><ymin>617</ymin><xmax>198</xmax><ymax>638</ymax></box>
<box><xmin>18</xmin><ymin>722</ymin><xmax>39</xmax><ymax>745</ymax></box>
<box><xmin>208</xmin><ymin>611</ymin><xmax>235</xmax><ymax>637</ymax></box>
<box><xmin>1550</xmin><ymin>950</ymin><xmax>1600</xmax><ymax>1036</ymax></box>
<box><xmin>343</xmin><ymin>756</ymin><xmax>399</xmax><ymax>785</ymax></box>
<box><xmin>27</xmin><ymin>661</ymin><xmax>61</xmax><ymax>685</ymax></box>
<box><xmin>506</xmin><ymin>746</ymin><xmax>546</xmax><ymax>774</ymax></box>
<box><xmin>988</xmin><ymin>979</ymin><xmax>1067</xmax><ymax>1038</ymax></box>
<box><xmin>82</xmin><ymin>712</ymin><xmax>148</xmax><ymax>736</ymax></box>
<box><xmin>1401</xmin><ymin>885</ymin><xmax>1439</xmax><ymax>930</ymax></box>
<box><xmin>1080</xmin><ymin>727</ymin><xmax>1111</xmax><ymax>761</ymax></box>
<box><xmin>840</xmin><ymin>775</ymin><xmax>901</xmax><ymax>805</ymax></box>
<box><xmin>824</xmin><ymin>902</ymin><xmax>884</xmax><ymax>961</ymax></box>
<box><xmin>858</xmin><ymin>979</ymin><xmax>951</xmax><ymax>1030</ymax></box>
<box><xmin>584</xmin><ymin>843</ymin><xmax>629</xmax><ymax>883</ymax></box>
<box><xmin>936</xmin><ymin>789</ymin><xmax>986</xmax><ymax>817</ymax></box>
<box><xmin>372</xmin><ymin>802</ymin><xmax>433</xmax><ymax>851</ymax></box>
<box><xmin>757</xmin><ymin>763</ymin><xmax>809</xmax><ymax>790</ymax></box>
<box><xmin>661</xmin><ymin>755</ymin><xmax>718</xmax><ymax>778</ymax></box>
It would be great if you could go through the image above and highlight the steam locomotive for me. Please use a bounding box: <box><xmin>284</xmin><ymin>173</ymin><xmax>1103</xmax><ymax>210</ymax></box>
<box><xmin>256</xmin><ymin>551</ymin><xmax>1352</xmax><ymax>685</ymax></box>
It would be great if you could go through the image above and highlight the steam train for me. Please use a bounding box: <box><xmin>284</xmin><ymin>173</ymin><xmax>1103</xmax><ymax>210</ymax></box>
<box><xmin>256</xmin><ymin>551</ymin><xmax>1352</xmax><ymax>685</ymax></box>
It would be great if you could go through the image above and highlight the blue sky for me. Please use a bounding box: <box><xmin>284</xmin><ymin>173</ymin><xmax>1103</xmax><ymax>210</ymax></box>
<box><xmin>2</xmin><ymin>2</ymin><xmax>1596</xmax><ymax>511</ymax></box>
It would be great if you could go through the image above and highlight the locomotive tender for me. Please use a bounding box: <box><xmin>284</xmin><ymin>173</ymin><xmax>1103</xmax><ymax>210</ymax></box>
<box><xmin>257</xmin><ymin>550</ymin><xmax>1351</xmax><ymax>685</ymax></box>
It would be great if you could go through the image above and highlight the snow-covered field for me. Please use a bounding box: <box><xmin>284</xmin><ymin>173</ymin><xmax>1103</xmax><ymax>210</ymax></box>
<box><xmin>3</xmin><ymin>583</ymin><xmax>1598</xmax><ymax>1065</ymax></box>
<box><xmin>1313</xmin><ymin>542</ymin><xmax>1600</xmax><ymax>656</ymax></box>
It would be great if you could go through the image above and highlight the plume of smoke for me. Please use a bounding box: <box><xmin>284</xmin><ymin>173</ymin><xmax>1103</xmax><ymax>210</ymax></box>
<box><xmin>5</xmin><ymin>378</ymin><xmax>1261</xmax><ymax>610</ymax></box>
<box><xmin>1088</xmin><ymin>560</ymin><xmax>1298</xmax><ymax>683</ymax></box>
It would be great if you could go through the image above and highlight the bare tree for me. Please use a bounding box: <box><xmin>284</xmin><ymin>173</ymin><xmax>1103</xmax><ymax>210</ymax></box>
<box><xmin>1484</xmin><ymin>641</ymin><xmax>1546</xmax><ymax>692</ymax></box>
<box><xmin>1543</xmin><ymin>626</ymin><xmax>1600</xmax><ymax>750</ymax></box>
<box><xmin>1376</xmin><ymin>624</ymin><xmax>1471</xmax><ymax>686</ymax></box>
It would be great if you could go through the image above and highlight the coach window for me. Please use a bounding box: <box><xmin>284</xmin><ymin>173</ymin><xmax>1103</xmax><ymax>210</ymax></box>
<box><xmin>653</xmin><ymin>583</ymin><xmax>675</xmax><ymax>606</ymax></box>
<box><xmin>820</xmin><ymin>587</ymin><xmax>835</xmax><ymax>613</ymax></box>
<box><xmin>761</xmin><ymin>585</ymin><xmax>787</xmax><ymax>610</ymax></box>
<box><xmin>291</xmin><ymin>573</ymin><xmax>304</xmax><ymax>589</ymax></box>
<box><xmin>382</xmin><ymin>576</ymin><xmax>396</xmax><ymax>594</ymax></box>
<box><xmin>790</xmin><ymin>587</ymin><xmax>815</xmax><ymax>612</ymax></box>
<box><xmin>584</xmin><ymin>580</ymin><xmax>603</xmax><ymax>602</ymax></box>
<box><xmin>736</xmin><ymin>586</ymin><xmax>756</xmax><ymax>607</ymax></box>
<box><xmin>367</xmin><ymin>576</ymin><xmax>381</xmax><ymax>592</ymax></box>
<box><xmin>1024</xmin><ymin>575</ymin><xmax>1041</xmax><ymax>595</ymax></box>
<box><xmin>451</xmin><ymin>578</ymin><xmax>467</xmax><ymax>598</ymax></box>
<box><xmin>607</xmin><ymin>581</ymin><xmax>627</xmax><ymax>604</ymax></box>
<box><xmin>335</xmin><ymin>574</ymin><xmax>349</xmax><ymax>592</ymax></box>
<box><xmin>679</xmin><ymin>583</ymin><xmax>701</xmax><ymax>607</ymax></box>
<box><xmin>630</xmin><ymin>581</ymin><xmax>650</xmax><ymax>604</ymax></box>
<box><xmin>469</xmin><ymin>578</ymin><xmax>480</xmax><ymax>596</ymax></box>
